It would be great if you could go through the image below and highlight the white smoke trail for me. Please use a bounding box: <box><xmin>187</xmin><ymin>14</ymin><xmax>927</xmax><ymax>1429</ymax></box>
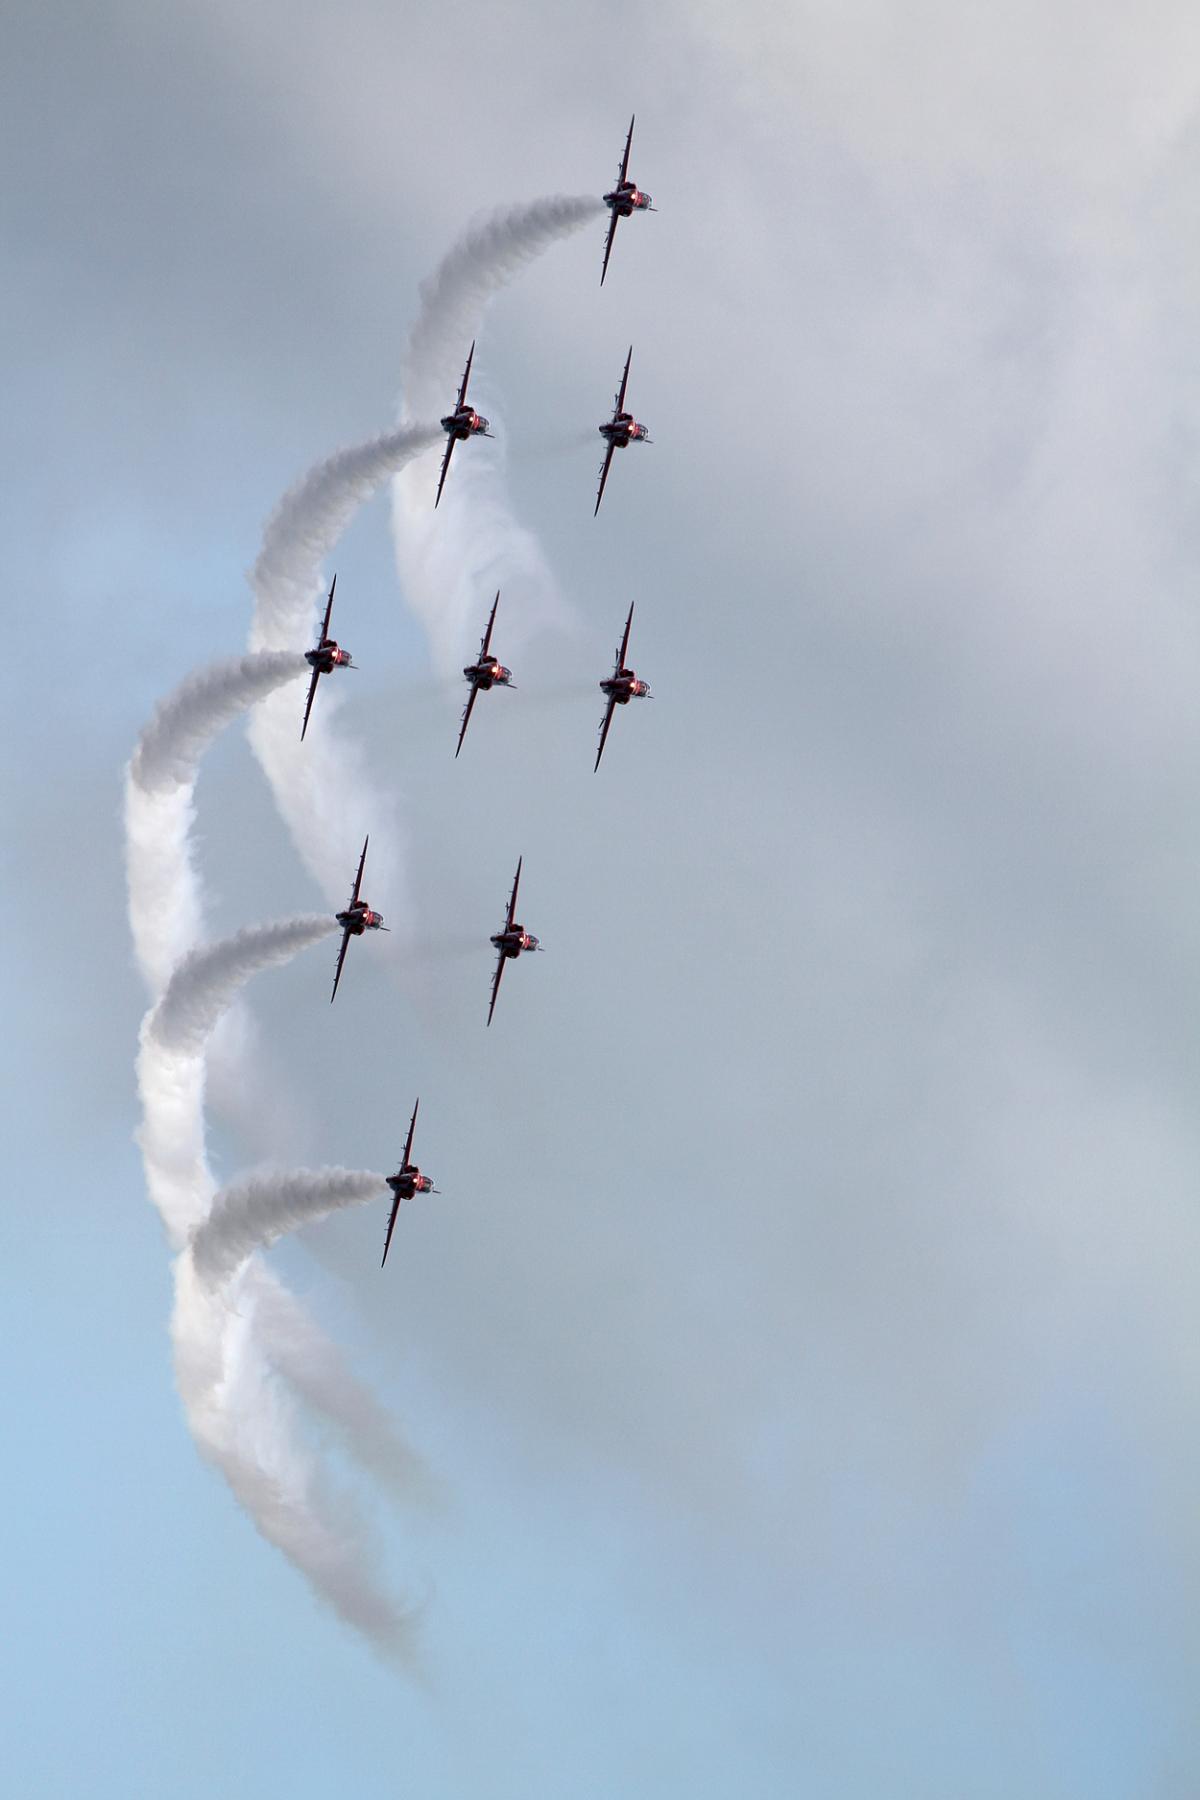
<box><xmin>124</xmin><ymin>650</ymin><xmax>308</xmax><ymax>996</ymax></box>
<box><xmin>127</xmin><ymin>871</ymin><xmax>421</xmax><ymax>1649</ymax></box>
<box><xmin>148</xmin><ymin>915</ymin><xmax>335</xmax><ymax>1056</ymax></box>
<box><xmin>172</xmin><ymin>1255</ymin><xmax>417</xmax><ymax>1664</ymax></box>
<box><xmin>248</xmin><ymin>1267</ymin><xmax>441</xmax><ymax>1509</ymax></box>
<box><xmin>392</xmin><ymin>196</ymin><xmax>604</xmax><ymax>674</ymax></box>
<box><xmin>246</xmin><ymin>423</ymin><xmax>441</xmax><ymax>916</ymax></box>
<box><xmin>402</xmin><ymin>196</ymin><xmax>606</xmax><ymax>421</ymax></box>
<box><xmin>131</xmin><ymin>650</ymin><xmax>307</xmax><ymax>791</ymax></box>
<box><xmin>136</xmin><ymin>916</ymin><xmax>333</xmax><ymax>1248</ymax></box>
<box><xmin>192</xmin><ymin>1166</ymin><xmax>386</xmax><ymax>1290</ymax></box>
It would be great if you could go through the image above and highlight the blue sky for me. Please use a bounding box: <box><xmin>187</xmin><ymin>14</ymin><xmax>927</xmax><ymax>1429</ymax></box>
<box><xmin>3</xmin><ymin>2</ymin><xmax>1199</xmax><ymax>1793</ymax></box>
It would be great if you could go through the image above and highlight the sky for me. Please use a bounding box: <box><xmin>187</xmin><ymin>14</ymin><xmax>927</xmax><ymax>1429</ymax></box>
<box><xmin>3</xmin><ymin>1</ymin><xmax>1199</xmax><ymax>1793</ymax></box>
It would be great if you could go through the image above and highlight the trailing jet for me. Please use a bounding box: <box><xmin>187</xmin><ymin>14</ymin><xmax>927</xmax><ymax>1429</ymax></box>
<box><xmin>600</xmin><ymin>115</ymin><xmax>654</xmax><ymax>286</ymax></box>
<box><xmin>436</xmin><ymin>341</ymin><xmax>491</xmax><ymax>506</ymax></box>
<box><xmin>381</xmin><ymin>1098</ymin><xmax>438</xmax><ymax>1267</ymax></box>
<box><xmin>301</xmin><ymin>574</ymin><xmax>354</xmax><ymax>741</ymax></box>
<box><xmin>457</xmin><ymin>590</ymin><xmax>514</xmax><ymax>758</ymax></box>
<box><xmin>330</xmin><ymin>835</ymin><xmax>387</xmax><ymax>1003</ymax></box>
<box><xmin>487</xmin><ymin>855</ymin><xmax>541</xmax><ymax>1027</ymax></box>
<box><xmin>595</xmin><ymin>602</ymin><xmax>652</xmax><ymax>771</ymax></box>
<box><xmin>595</xmin><ymin>346</ymin><xmax>651</xmax><ymax>515</ymax></box>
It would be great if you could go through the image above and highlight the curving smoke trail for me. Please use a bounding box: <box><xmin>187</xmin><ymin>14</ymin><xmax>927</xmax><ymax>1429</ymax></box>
<box><xmin>131</xmin><ymin>650</ymin><xmax>307</xmax><ymax>791</ymax></box>
<box><xmin>172</xmin><ymin>1255</ymin><xmax>418</xmax><ymax>1664</ymax></box>
<box><xmin>392</xmin><ymin>196</ymin><xmax>605</xmax><ymax>676</ymax></box>
<box><xmin>248</xmin><ymin>1266</ymin><xmax>441</xmax><ymax>1509</ymax></box>
<box><xmin>136</xmin><ymin>915</ymin><xmax>334</xmax><ymax>1248</ymax></box>
<box><xmin>127</xmin><ymin>729</ymin><xmax>423</xmax><ymax>1649</ymax></box>
<box><xmin>124</xmin><ymin>650</ymin><xmax>307</xmax><ymax>996</ymax></box>
<box><xmin>245</xmin><ymin>423</ymin><xmax>441</xmax><ymax>916</ymax></box>
<box><xmin>192</xmin><ymin>1166</ymin><xmax>387</xmax><ymax>1290</ymax></box>
<box><xmin>148</xmin><ymin>915</ymin><xmax>335</xmax><ymax>1057</ymax></box>
<box><xmin>249</xmin><ymin>424</ymin><xmax>442</xmax><ymax>651</ymax></box>
<box><xmin>402</xmin><ymin>196</ymin><xmax>606</xmax><ymax>423</ymax></box>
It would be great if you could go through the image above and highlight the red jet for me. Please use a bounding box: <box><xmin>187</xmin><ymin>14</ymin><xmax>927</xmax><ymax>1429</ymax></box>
<box><xmin>595</xmin><ymin>602</ymin><xmax>652</xmax><ymax>771</ymax></box>
<box><xmin>435</xmin><ymin>341</ymin><xmax>492</xmax><ymax>507</ymax></box>
<box><xmin>600</xmin><ymin>115</ymin><xmax>654</xmax><ymax>286</ymax></box>
<box><xmin>595</xmin><ymin>346</ymin><xmax>651</xmax><ymax>515</ymax></box>
<box><xmin>330</xmin><ymin>835</ymin><xmax>387</xmax><ymax>1003</ymax></box>
<box><xmin>487</xmin><ymin>855</ymin><xmax>542</xmax><ymax>1026</ymax></box>
<box><xmin>457</xmin><ymin>590</ymin><xmax>514</xmax><ymax>758</ymax></box>
<box><xmin>381</xmin><ymin>1098</ymin><xmax>438</xmax><ymax>1267</ymax></box>
<box><xmin>301</xmin><ymin>574</ymin><xmax>355</xmax><ymax>741</ymax></box>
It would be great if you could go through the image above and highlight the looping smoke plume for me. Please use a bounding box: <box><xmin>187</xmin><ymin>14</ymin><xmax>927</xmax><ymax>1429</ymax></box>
<box><xmin>124</xmin><ymin>652</ymin><xmax>309</xmax><ymax>996</ymax></box>
<box><xmin>392</xmin><ymin>196</ymin><xmax>602</xmax><ymax>675</ymax></box>
<box><xmin>402</xmin><ymin>195</ymin><xmax>606</xmax><ymax>418</ymax></box>
<box><xmin>247</xmin><ymin>1266</ymin><xmax>441</xmax><ymax>1509</ymax></box>
<box><xmin>245</xmin><ymin>424</ymin><xmax>439</xmax><ymax>912</ymax></box>
<box><xmin>192</xmin><ymin>1166</ymin><xmax>387</xmax><ymax>1290</ymax></box>
<box><xmin>171</xmin><ymin>1255</ymin><xmax>419</xmax><ymax>1665</ymax></box>
<box><xmin>131</xmin><ymin>651</ymin><xmax>307</xmax><ymax>792</ymax></box>
<box><xmin>250</xmin><ymin>423</ymin><xmax>442</xmax><ymax>650</ymax></box>
<box><xmin>148</xmin><ymin>915</ymin><xmax>335</xmax><ymax>1057</ymax></box>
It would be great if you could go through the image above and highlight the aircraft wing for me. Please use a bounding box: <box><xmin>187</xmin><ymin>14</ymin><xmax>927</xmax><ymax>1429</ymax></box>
<box><xmin>594</xmin><ymin>441</ymin><xmax>617</xmax><ymax>516</ymax></box>
<box><xmin>618</xmin><ymin>115</ymin><xmax>634</xmax><ymax>187</ymax></box>
<box><xmin>401</xmin><ymin>1098</ymin><xmax>419</xmax><ymax>1171</ymax></box>
<box><xmin>486</xmin><ymin>947</ymin><xmax>506</xmax><ymax>1027</ymax></box>
<box><xmin>600</xmin><ymin>209</ymin><xmax>620</xmax><ymax>287</ymax></box>
<box><xmin>381</xmin><ymin>1192</ymin><xmax>403</xmax><ymax>1268</ymax></box>
<box><xmin>594</xmin><ymin>695</ymin><xmax>618</xmax><ymax>772</ymax></box>
<box><xmin>455</xmin><ymin>682</ymin><xmax>479</xmax><ymax>759</ymax></box>
<box><xmin>616</xmin><ymin>601</ymin><xmax>634</xmax><ymax>673</ymax></box>
<box><xmin>479</xmin><ymin>590</ymin><xmax>500</xmax><ymax>659</ymax></box>
<box><xmin>330</xmin><ymin>926</ymin><xmax>352</xmax><ymax>1004</ymax></box>
<box><xmin>349</xmin><ymin>836</ymin><xmax>368</xmax><ymax>907</ymax></box>
<box><xmin>300</xmin><ymin>665</ymin><xmax>322</xmax><ymax>741</ymax></box>
<box><xmin>456</xmin><ymin>341</ymin><xmax>475</xmax><ymax>410</ymax></box>
<box><xmin>614</xmin><ymin>346</ymin><xmax>632</xmax><ymax>418</ymax></box>
<box><xmin>434</xmin><ymin>433</ymin><xmax>456</xmax><ymax>508</ymax></box>
<box><xmin>319</xmin><ymin>573</ymin><xmax>337</xmax><ymax>644</ymax></box>
<box><xmin>505</xmin><ymin>855</ymin><xmax>522</xmax><ymax>931</ymax></box>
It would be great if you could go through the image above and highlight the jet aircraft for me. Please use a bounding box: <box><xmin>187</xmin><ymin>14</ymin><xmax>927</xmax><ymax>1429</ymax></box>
<box><xmin>330</xmin><ymin>835</ymin><xmax>387</xmax><ymax>1003</ymax></box>
<box><xmin>436</xmin><ymin>341</ymin><xmax>491</xmax><ymax>506</ymax></box>
<box><xmin>457</xmin><ymin>590</ymin><xmax>514</xmax><ymax>757</ymax></box>
<box><xmin>595</xmin><ymin>602</ymin><xmax>652</xmax><ymax>771</ymax></box>
<box><xmin>487</xmin><ymin>855</ymin><xmax>541</xmax><ymax>1026</ymax></box>
<box><xmin>595</xmin><ymin>347</ymin><xmax>651</xmax><ymax>515</ymax></box>
<box><xmin>381</xmin><ymin>1098</ymin><xmax>438</xmax><ymax>1267</ymax></box>
<box><xmin>600</xmin><ymin>114</ymin><xmax>654</xmax><ymax>286</ymax></box>
<box><xmin>301</xmin><ymin>574</ymin><xmax>355</xmax><ymax>741</ymax></box>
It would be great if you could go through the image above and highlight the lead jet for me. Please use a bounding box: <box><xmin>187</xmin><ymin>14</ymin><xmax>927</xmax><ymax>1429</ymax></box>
<box><xmin>330</xmin><ymin>835</ymin><xmax>387</xmax><ymax>1003</ymax></box>
<box><xmin>487</xmin><ymin>855</ymin><xmax>542</xmax><ymax>1026</ymax></box>
<box><xmin>595</xmin><ymin>347</ymin><xmax>651</xmax><ymax>515</ymax></box>
<box><xmin>600</xmin><ymin>115</ymin><xmax>654</xmax><ymax>286</ymax></box>
<box><xmin>301</xmin><ymin>574</ymin><xmax>355</xmax><ymax>740</ymax></box>
<box><xmin>381</xmin><ymin>1099</ymin><xmax>438</xmax><ymax>1267</ymax></box>
<box><xmin>457</xmin><ymin>590</ymin><xmax>514</xmax><ymax>758</ymax></box>
<box><xmin>595</xmin><ymin>602</ymin><xmax>652</xmax><ymax>771</ymax></box>
<box><xmin>435</xmin><ymin>341</ymin><xmax>492</xmax><ymax>507</ymax></box>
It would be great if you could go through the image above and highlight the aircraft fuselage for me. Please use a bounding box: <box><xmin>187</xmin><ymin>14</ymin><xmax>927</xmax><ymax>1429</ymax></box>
<box><xmin>600</xmin><ymin>414</ymin><xmax>649</xmax><ymax>449</ymax></box>
<box><xmin>306</xmin><ymin>640</ymin><xmax>351</xmax><ymax>674</ymax></box>
<box><xmin>337</xmin><ymin>902</ymin><xmax>383</xmax><ymax>937</ymax></box>
<box><xmin>491</xmin><ymin>926</ymin><xmax>539</xmax><ymax>960</ymax></box>
<box><xmin>386</xmin><ymin>1168</ymin><xmax>434</xmax><ymax>1201</ymax></box>
<box><xmin>601</xmin><ymin>671</ymin><xmax>651</xmax><ymax>706</ymax></box>
<box><xmin>464</xmin><ymin>658</ymin><xmax>512</xmax><ymax>692</ymax></box>
<box><xmin>604</xmin><ymin>182</ymin><xmax>652</xmax><ymax>218</ymax></box>
<box><xmin>441</xmin><ymin>406</ymin><xmax>490</xmax><ymax>442</ymax></box>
